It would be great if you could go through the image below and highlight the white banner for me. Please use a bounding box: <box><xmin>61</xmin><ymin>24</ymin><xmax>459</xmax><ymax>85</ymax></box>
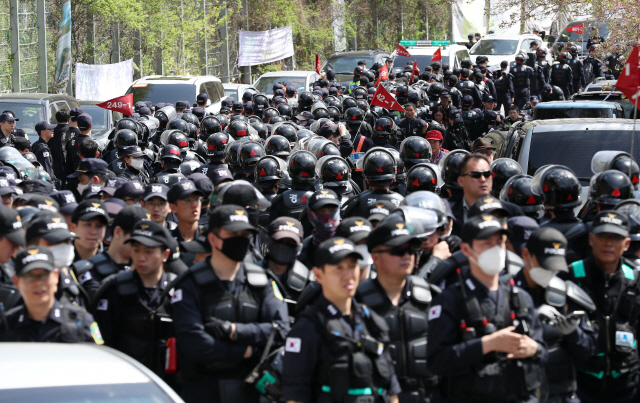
<box><xmin>452</xmin><ymin>0</ymin><xmax>487</xmax><ymax>43</ymax></box>
<box><xmin>75</xmin><ymin>59</ymin><xmax>134</xmax><ymax>101</ymax></box>
<box><xmin>238</xmin><ymin>26</ymin><xmax>294</xmax><ymax>67</ymax></box>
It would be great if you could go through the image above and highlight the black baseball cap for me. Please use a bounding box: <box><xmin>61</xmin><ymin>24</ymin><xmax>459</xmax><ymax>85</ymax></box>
<box><xmin>461</xmin><ymin>214</ymin><xmax>510</xmax><ymax>243</ymax></box>
<box><xmin>143</xmin><ymin>183</ymin><xmax>169</xmax><ymax>201</ymax></box>
<box><xmin>471</xmin><ymin>138</ymin><xmax>495</xmax><ymax>153</ymax></box>
<box><xmin>112</xmin><ymin>206</ymin><xmax>150</xmax><ymax>233</ymax></box>
<box><xmin>125</xmin><ymin>220</ymin><xmax>171</xmax><ymax>248</ymax></box>
<box><xmin>0</xmin><ymin>113</ymin><xmax>17</xmax><ymax>122</ymax></box>
<box><xmin>188</xmin><ymin>173</ymin><xmax>214</xmax><ymax>200</ymax></box>
<box><xmin>139</xmin><ymin>106</ymin><xmax>151</xmax><ymax>116</ymax></box>
<box><xmin>308</xmin><ymin>189</ymin><xmax>340</xmax><ymax>211</ymax></box>
<box><xmin>72</xmin><ymin>200</ymin><xmax>109</xmax><ymax>224</ymax></box>
<box><xmin>526</xmin><ymin>227</ymin><xmax>569</xmax><ymax>272</ymax></box>
<box><xmin>49</xmin><ymin>190</ymin><xmax>78</xmax><ymax>215</ymax></box>
<box><xmin>14</xmin><ymin>246</ymin><xmax>55</xmax><ymax>276</ymax></box>
<box><xmin>0</xmin><ymin>177</ymin><xmax>17</xmax><ymax>197</ymax></box>
<box><xmin>69</xmin><ymin>107</ymin><xmax>84</xmax><ymax>120</ymax></box>
<box><xmin>22</xmin><ymin>152</ymin><xmax>38</xmax><ymax>165</ymax></box>
<box><xmin>181</xmin><ymin>224</ymin><xmax>211</xmax><ymax>254</ymax></box>
<box><xmin>449</xmin><ymin>109</ymin><xmax>464</xmax><ymax>123</ymax></box>
<box><xmin>25</xmin><ymin>195</ymin><xmax>60</xmax><ymax>213</ymax></box>
<box><xmin>77</xmin><ymin>113</ymin><xmax>92</xmax><ymax>130</ymax></box>
<box><xmin>232</xmin><ymin>102</ymin><xmax>244</xmax><ymax>112</ymax></box>
<box><xmin>20</xmin><ymin>179</ymin><xmax>54</xmax><ymax>195</ymax></box>
<box><xmin>196</xmin><ymin>93</ymin><xmax>209</xmax><ymax>103</ymax></box>
<box><xmin>367</xmin><ymin>216</ymin><xmax>422</xmax><ymax>251</ymax></box>
<box><xmin>468</xmin><ymin>196</ymin><xmax>509</xmax><ymax>218</ymax></box>
<box><xmin>507</xmin><ymin>216</ymin><xmax>539</xmax><ymax>255</ymax></box>
<box><xmin>318</xmin><ymin>121</ymin><xmax>339</xmax><ymax>139</ymax></box>
<box><xmin>591</xmin><ymin>210</ymin><xmax>630</xmax><ymax>238</ymax></box>
<box><xmin>35</xmin><ymin>121</ymin><xmax>56</xmax><ymax>133</ymax></box>
<box><xmin>67</xmin><ymin>158</ymin><xmax>109</xmax><ymax>178</ymax></box>
<box><xmin>222</xmin><ymin>183</ymin><xmax>271</xmax><ymax>208</ymax></box>
<box><xmin>114</xmin><ymin>181</ymin><xmax>145</xmax><ymax>200</ymax></box>
<box><xmin>81</xmin><ymin>184</ymin><xmax>104</xmax><ymax>200</ymax></box>
<box><xmin>209</xmin><ymin>167</ymin><xmax>234</xmax><ymax>187</ymax></box>
<box><xmin>316</xmin><ymin>237</ymin><xmax>363</xmax><ymax>267</ymax></box>
<box><xmin>176</xmin><ymin>101</ymin><xmax>189</xmax><ymax>109</ymax></box>
<box><xmin>26</xmin><ymin>212</ymin><xmax>76</xmax><ymax>244</ymax></box>
<box><xmin>167</xmin><ymin>180</ymin><xmax>204</xmax><ymax>203</ymax></box>
<box><xmin>366</xmin><ymin>200</ymin><xmax>395</xmax><ymax>222</ymax></box>
<box><xmin>122</xmin><ymin>146</ymin><xmax>144</xmax><ymax>158</ymax></box>
<box><xmin>0</xmin><ymin>205</ymin><xmax>25</xmax><ymax>245</ymax></box>
<box><xmin>337</xmin><ymin>217</ymin><xmax>373</xmax><ymax>243</ymax></box>
<box><xmin>102</xmin><ymin>177</ymin><xmax>128</xmax><ymax>196</ymax></box>
<box><xmin>208</xmin><ymin>204</ymin><xmax>257</xmax><ymax>233</ymax></box>
<box><xmin>268</xmin><ymin>217</ymin><xmax>303</xmax><ymax>244</ymax></box>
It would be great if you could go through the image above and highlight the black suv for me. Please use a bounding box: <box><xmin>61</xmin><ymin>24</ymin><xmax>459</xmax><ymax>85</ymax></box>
<box><xmin>321</xmin><ymin>49</ymin><xmax>390</xmax><ymax>87</ymax></box>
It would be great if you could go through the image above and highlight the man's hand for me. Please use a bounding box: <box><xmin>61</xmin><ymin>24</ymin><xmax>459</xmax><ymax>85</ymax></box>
<box><xmin>244</xmin><ymin>345</ymin><xmax>253</xmax><ymax>359</ymax></box>
<box><xmin>338</xmin><ymin>123</ymin><xmax>348</xmax><ymax>137</ymax></box>
<box><xmin>204</xmin><ymin>318</ymin><xmax>233</xmax><ymax>340</ymax></box>
<box><xmin>507</xmin><ymin>336</ymin><xmax>539</xmax><ymax>359</ymax></box>
<box><xmin>432</xmin><ymin>241</ymin><xmax>451</xmax><ymax>260</ymax></box>
<box><xmin>482</xmin><ymin>326</ymin><xmax>521</xmax><ymax>354</ymax></box>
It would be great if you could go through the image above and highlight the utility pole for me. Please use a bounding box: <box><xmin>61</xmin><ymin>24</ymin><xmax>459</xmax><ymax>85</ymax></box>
<box><xmin>219</xmin><ymin>0</ymin><xmax>230</xmax><ymax>82</ymax></box>
<box><xmin>37</xmin><ymin>0</ymin><xmax>47</xmax><ymax>92</ymax></box>
<box><xmin>10</xmin><ymin>0</ymin><xmax>20</xmax><ymax>92</ymax></box>
<box><xmin>242</xmin><ymin>0</ymin><xmax>251</xmax><ymax>84</ymax></box>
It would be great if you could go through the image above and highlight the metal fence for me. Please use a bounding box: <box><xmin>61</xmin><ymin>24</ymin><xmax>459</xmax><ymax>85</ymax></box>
<box><xmin>0</xmin><ymin>0</ymin><xmax>11</xmax><ymax>92</ymax></box>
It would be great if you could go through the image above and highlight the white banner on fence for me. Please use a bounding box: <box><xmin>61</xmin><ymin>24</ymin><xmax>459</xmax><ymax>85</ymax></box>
<box><xmin>75</xmin><ymin>59</ymin><xmax>134</xmax><ymax>101</ymax></box>
<box><xmin>238</xmin><ymin>26</ymin><xmax>294</xmax><ymax>67</ymax></box>
<box><xmin>452</xmin><ymin>0</ymin><xmax>487</xmax><ymax>43</ymax></box>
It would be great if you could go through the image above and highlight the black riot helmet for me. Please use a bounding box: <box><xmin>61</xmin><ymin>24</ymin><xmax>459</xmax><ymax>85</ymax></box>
<box><xmin>252</xmin><ymin>95</ymin><xmax>269</xmax><ymax>115</ymax></box>
<box><xmin>342</xmin><ymin>97</ymin><xmax>358</xmax><ymax>110</ymax></box>
<box><xmin>262</xmin><ymin>108</ymin><xmax>280</xmax><ymax>123</ymax></box>
<box><xmin>230</xmin><ymin>114</ymin><xmax>248</xmax><ymax>123</ymax></box>
<box><xmin>273</xmin><ymin>96</ymin><xmax>288</xmax><ymax>107</ymax></box>
<box><xmin>225</xmin><ymin>139</ymin><xmax>248</xmax><ymax>168</ymax></box>
<box><xmin>589</xmin><ymin>170</ymin><xmax>633</xmax><ymax>207</ymax></box>
<box><xmin>265</xmin><ymin>135</ymin><xmax>291</xmax><ymax>159</ymax></box>
<box><xmin>427</xmin><ymin>82</ymin><xmax>444</xmax><ymax>99</ymax></box>
<box><xmin>405</xmin><ymin>164</ymin><xmax>439</xmax><ymax>194</ymax></box>
<box><xmin>515</xmin><ymin>54</ymin><xmax>525</xmax><ymax>65</ymax></box>
<box><xmin>201</xmin><ymin>116</ymin><xmax>222</xmax><ymax>136</ymax></box>
<box><xmin>558</xmin><ymin>52</ymin><xmax>571</xmax><ymax>64</ymax></box>
<box><xmin>375</xmin><ymin>116</ymin><xmax>394</xmax><ymax>136</ymax></box>
<box><xmin>394</xmin><ymin>153</ymin><xmax>407</xmax><ymax>183</ymax></box>
<box><xmin>490</xmin><ymin>158</ymin><xmax>523</xmax><ymax>197</ymax></box>
<box><xmin>355</xmin><ymin>99</ymin><xmax>369</xmax><ymax>111</ymax></box>
<box><xmin>536</xmin><ymin>49</ymin><xmax>547</xmax><ymax>60</ymax></box>
<box><xmin>296</xmin><ymin>129</ymin><xmax>313</xmax><ymax>142</ymax></box>
<box><xmin>319</xmin><ymin>156</ymin><xmax>350</xmax><ymax>187</ymax></box>
<box><xmin>116</xmin><ymin>119</ymin><xmax>139</xmax><ymax>134</ymax></box>
<box><xmin>227</xmin><ymin>120</ymin><xmax>250</xmax><ymax>139</ymax></box>
<box><xmin>115</xmin><ymin>129</ymin><xmax>138</xmax><ymax>151</ymax></box>
<box><xmin>274</xmin><ymin>124</ymin><xmax>298</xmax><ymax>146</ymax></box>
<box><xmin>344</xmin><ymin>107</ymin><xmax>364</xmax><ymax>129</ymax></box>
<box><xmin>500</xmin><ymin>175</ymin><xmax>544</xmax><ymax>215</ymax></box>
<box><xmin>592</xmin><ymin>151</ymin><xmax>640</xmax><ymax>190</ymax></box>
<box><xmin>270</xmin><ymin>116</ymin><xmax>286</xmax><ymax>125</ymax></box>
<box><xmin>255</xmin><ymin>156</ymin><xmax>285</xmax><ymax>182</ymax></box>
<box><xmin>531</xmin><ymin>165</ymin><xmax>581</xmax><ymax>211</ymax></box>
<box><xmin>160</xmin><ymin>144</ymin><xmax>183</xmax><ymax>163</ymax></box>
<box><xmin>167</xmin><ymin>131</ymin><xmax>189</xmax><ymax>153</ymax></box>
<box><xmin>167</xmin><ymin>119</ymin><xmax>189</xmax><ymax>133</ymax></box>
<box><xmin>298</xmin><ymin>91</ymin><xmax>314</xmax><ymax>111</ymax></box>
<box><xmin>185</xmin><ymin>123</ymin><xmax>199</xmax><ymax>142</ymax></box>
<box><xmin>439</xmin><ymin>149</ymin><xmax>471</xmax><ymax>192</ymax></box>
<box><xmin>567</xmin><ymin>43</ymin><xmax>578</xmax><ymax>56</ymax></box>
<box><xmin>181</xmin><ymin>113</ymin><xmax>200</xmax><ymax>126</ymax></box>
<box><xmin>288</xmin><ymin>151</ymin><xmax>317</xmax><ymax>183</ymax></box>
<box><xmin>215</xmin><ymin>114</ymin><xmax>229</xmax><ymax>130</ymax></box>
<box><xmin>238</xmin><ymin>141</ymin><xmax>266</xmax><ymax>173</ymax></box>
<box><xmin>276</xmin><ymin>103</ymin><xmax>293</xmax><ymax>118</ymax></box>
<box><xmin>363</xmin><ymin>149</ymin><xmax>397</xmax><ymax>183</ymax></box>
<box><xmin>206</xmin><ymin>132</ymin><xmax>230</xmax><ymax>158</ymax></box>
<box><xmin>321</xmin><ymin>143</ymin><xmax>341</xmax><ymax>157</ymax></box>
<box><xmin>400</xmin><ymin>137</ymin><xmax>432</xmax><ymax>169</ymax></box>
<box><xmin>352</xmin><ymin>87</ymin><xmax>367</xmax><ymax>101</ymax></box>
<box><xmin>327</xmin><ymin>106</ymin><xmax>341</xmax><ymax>123</ymax></box>
<box><xmin>250</xmin><ymin>121</ymin><xmax>268</xmax><ymax>139</ymax></box>
<box><xmin>397</xmin><ymin>85</ymin><xmax>409</xmax><ymax>101</ymax></box>
<box><xmin>312</xmin><ymin>107</ymin><xmax>330</xmax><ymax>120</ymax></box>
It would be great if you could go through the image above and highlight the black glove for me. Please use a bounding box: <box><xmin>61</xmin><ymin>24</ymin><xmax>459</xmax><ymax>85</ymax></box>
<box><xmin>204</xmin><ymin>318</ymin><xmax>233</xmax><ymax>340</ymax></box>
<box><xmin>443</xmin><ymin>235</ymin><xmax>462</xmax><ymax>253</ymax></box>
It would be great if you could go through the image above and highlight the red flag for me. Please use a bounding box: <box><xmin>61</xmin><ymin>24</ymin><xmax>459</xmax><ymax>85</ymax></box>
<box><xmin>315</xmin><ymin>54</ymin><xmax>321</xmax><ymax>74</ymax></box>
<box><xmin>564</xmin><ymin>24</ymin><xmax>583</xmax><ymax>35</ymax></box>
<box><xmin>432</xmin><ymin>48</ymin><xmax>442</xmax><ymax>63</ymax></box>
<box><xmin>395</xmin><ymin>44</ymin><xmax>412</xmax><ymax>57</ymax></box>
<box><xmin>370</xmin><ymin>85</ymin><xmax>406</xmax><ymax>112</ymax></box>
<box><xmin>96</xmin><ymin>94</ymin><xmax>133</xmax><ymax>116</ymax></box>
<box><xmin>411</xmin><ymin>60</ymin><xmax>420</xmax><ymax>83</ymax></box>
<box><xmin>375</xmin><ymin>64</ymin><xmax>389</xmax><ymax>86</ymax></box>
<box><xmin>616</xmin><ymin>45</ymin><xmax>640</xmax><ymax>105</ymax></box>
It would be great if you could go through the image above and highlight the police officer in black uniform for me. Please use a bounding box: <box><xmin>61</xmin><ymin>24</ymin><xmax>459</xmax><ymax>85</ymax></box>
<box><xmin>456</xmin><ymin>69</ymin><xmax>483</xmax><ymax>109</ymax></box>
<box><xmin>443</xmin><ymin>110</ymin><xmax>472</xmax><ymax>152</ymax></box>
<box><xmin>169</xmin><ymin>204</ymin><xmax>289</xmax><ymax>402</ymax></box>
<box><xmin>512</xmin><ymin>54</ymin><xmax>535</xmax><ymax>109</ymax></box>
<box><xmin>153</xmin><ymin>145</ymin><xmax>186</xmax><ymax>186</ymax></box>
<box><xmin>427</xmin><ymin>215</ymin><xmax>546</xmax><ymax>403</ymax></box>
<box><xmin>118</xmin><ymin>146</ymin><xmax>151</xmax><ymax>185</ymax></box>
<box><xmin>270</xmin><ymin>151</ymin><xmax>317</xmax><ymax>224</ymax></box>
<box><xmin>65</xmin><ymin>113</ymin><xmax>93</xmax><ymax>178</ymax></box>
<box><xmin>535</xmin><ymin>49</ymin><xmax>551</xmax><ymax>84</ymax></box>
<box><xmin>398</xmin><ymin>103</ymin><xmax>427</xmax><ymax>141</ymax></box>
<box><xmin>0</xmin><ymin>112</ymin><xmax>17</xmax><ymax>148</ymax></box>
<box><xmin>541</xmin><ymin>83</ymin><xmax>567</xmax><ymax>102</ymax></box>
<box><xmin>563</xmin><ymin>211</ymin><xmax>640</xmax><ymax>403</ymax></box>
<box><xmin>32</xmin><ymin>121</ymin><xmax>57</xmax><ymax>183</ymax></box>
<box><xmin>551</xmin><ymin>52</ymin><xmax>574</xmax><ymax>101</ymax></box>
<box><xmin>282</xmin><ymin>236</ymin><xmax>401</xmax><ymax>403</ymax></box>
<box><xmin>466</xmin><ymin>33</ymin><xmax>475</xmax><ymax>50</ymax></box>
<box><xmin>567</xmin><ymin>44</ymin><xmax>586</xmax><ymax>95</ymax></box>
<box><xmin>91</xmin><ymin>220</ymin><xmax>175</xmax><ymax>377</ymax></box>
<box><xmin>0</xmin><ymin>246</ymin><xmax>103</xmax><ymax>344</ymax></box>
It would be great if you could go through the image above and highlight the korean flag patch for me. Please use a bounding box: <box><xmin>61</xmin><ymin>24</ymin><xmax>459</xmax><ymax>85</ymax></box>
<box><xmin>171</xmin><ymin>289</ymin><xmax>183</xmax><ymax>304</ymax></box>
<box><xmin>285</xmin><ymin>337</ymin><xmax>301</xmax><ymax>353</ymax></box>
<box><xmin>97</xmin><ymin>299</ymin><xmax>108</xmax><ymax>311</ymax></box>
<box><xmin>428</xmin><ymin>305</ymin><xmax>442</xmax><ymax>320</ymax></box>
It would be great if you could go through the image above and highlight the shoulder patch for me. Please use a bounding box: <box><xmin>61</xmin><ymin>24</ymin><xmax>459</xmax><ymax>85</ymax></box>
<box><xmin>285</xmin><ymin>337</ymin><xmax>301</xmax><ymax>353</ymax></box>
<box><xmin>78</xmin><ymin>271</ymin><xmax>92</xmax><ymax>284</ymax></box>
<box><xmin>90</xmin><ymin>322</ymin><xmax>104</xmax><ymax>345</ymax></box>
<box><xmin>171</xmin><ymin>289</ymin><xmax>183</xmax><ymax>304</ymax></box>
<box><xmin>272</xmin><ymin>281</ymin><xmax>284</xmax><ymax>301</ymax></box>
<box><xmin>43</xmin><ymin>151</ymin><xmax>50</xmax><ymax>157</ymax></box>
<box><xmin>96</xmin><ymin>299</ymin><xmax>108</xmax><ymax>311</ymax></box>
<box><xmin>428</xmin><ymin>305</ymin><xmax>442</xmax><ymax>320</ymax></box>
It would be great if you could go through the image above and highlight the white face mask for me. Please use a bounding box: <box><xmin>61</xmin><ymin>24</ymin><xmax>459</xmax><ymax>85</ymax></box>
<box><xmin>470</xmin><ymin>245</ymin><xmax>506</xmax><ymax>276</ymax></box>
<box><xmin>77</xmin><ymin>182</ymin><xmax>87</xmax><ymax>195</ymax></box>
<box><xmin>130</xmin><ymin>158</ymin><xmax>144</xmax><ymax>171</ymax></box>
<box><xmin>48</xmin><ymin>242</ymin><xmax>75</xmax><ymax>268</ymax></box>
<box><xmin>528</xmin><ymin>266</ymin><xmax>557</xmax><ymax>288</ymax></box>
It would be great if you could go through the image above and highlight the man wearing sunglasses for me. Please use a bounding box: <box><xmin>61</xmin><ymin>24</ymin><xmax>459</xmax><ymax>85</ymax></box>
<box><xmin>358</xmin><ymin>217</ymin><xmax>444</xmax><ymax>402</ymax></box>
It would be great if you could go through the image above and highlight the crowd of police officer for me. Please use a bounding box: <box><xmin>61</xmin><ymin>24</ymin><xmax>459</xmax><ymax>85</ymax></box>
<box><xmin>0</xmin><ymin>37</ymin><xmax>635</xmax><ymax>403</ymax></box>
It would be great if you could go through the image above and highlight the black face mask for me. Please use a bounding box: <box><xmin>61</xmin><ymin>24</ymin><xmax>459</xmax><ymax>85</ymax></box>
<box><xmin>219</xmin><ymin>235</ymin><xmax>251</xmax><ymax>261</ymax></box>
<box><xmin>246</xmin><ymin>206</ymin><xmax>260</xmax><ymax>227</ymax></box>
<box><xmin>267</xmin><ymin>239</ymin><xmax>299</xmax><ymax>265</ymax></box>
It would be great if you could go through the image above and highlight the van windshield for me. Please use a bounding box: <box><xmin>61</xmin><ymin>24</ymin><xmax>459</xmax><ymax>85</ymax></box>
<box><xmin>126</xmin><ymin>84</ymin><xmax>196</xmax><ymax>106</ymax></box>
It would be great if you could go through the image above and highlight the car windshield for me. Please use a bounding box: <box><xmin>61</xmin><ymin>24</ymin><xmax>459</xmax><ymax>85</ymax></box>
<box><xmin>224</xmin><ymin>88</ymin><xmax>238</xmax><ymax>99</ymax></box>
<box><xmin>126</xmin><ymin>83</ymin><xmax>196</xmax><ymax>106</ymax></box>
<box><xmin>392</xmin><ymin>55</ymin><xmax>450</xmax><ymax>71</ymax></box>
<box><xmin>558</xmin><ymin>24</ymin><xmax>608</xmax><ymax>42</ymax></box>
<box><xmin>254</xmin><ymin>76</ymin><xmax>308</xmax><ymax>94</ymax></box>
<box><xmin>0</xmin><ymin>102</ymin><xmax>45</xmax><ymax>142</ymax></box>
<box><xmin>80</xmin><ymin>105</ymin><xmax>108</xmax><ymax>130</ymax></box>
<box><xmin>322</xmin><ymin>56</ymin><xmax>377</xmax><ymax>74</ymax></box>
<box><xmin>470</xmin><ymin>39</ymin><xmax>519</xmax><ymax>55</ymax></box>
<box><xmin>534</xmin><ymin>107</ymin><xmax>615</xmax><ymax>120</ymax></box>
<box><xmin>573</xmin><ymin>93</ymin><xmax>637</xmax><ymax>118</ymax></box>
<box><xmin>1</xmin><ymin>382</ymin><xmax>176</xmax><ymax>402</ymax></box>
<box><xmin>527</xmin><ymin>129</ymin><xmax>640</xmax><ymax>178</ymax></box>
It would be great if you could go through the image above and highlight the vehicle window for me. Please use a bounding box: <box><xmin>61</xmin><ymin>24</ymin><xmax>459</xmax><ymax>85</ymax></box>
<box><xmin>214</xmin><ymin>81</ymin><xmax>225</xmax><ymax>101</ymax></box>
<box><xmin>533</xmin><ymin>107</ymin><xmax>614</xmax><ymax>120</ymax></box>
<box><xmin>1</xmin><ymin>382</ymin><xmax>176</xmax><ymax>402</ymax></box>
<box><xmin>224</xmin><ymin>88</ymin><xmax>238</xmax><ymax>99</ymax></box>
<box><xmin>519</xmin><ymin>39</ymin><xmax>535</xmax><ymax>53</ymax></box>
<box><xmin>254</xmin><ymin>76</ymin><xmax>308</xmax><ymax>94</ymax></box>
<box><xmin>527</xmin><ymin>129</ymin><xmax>640</xmax><ymax>178</ymax></box>
<box><xmin>48</xmin><ymin>103</ymin><xmax>59</xmax><ymax>124</ymax></box>
<box><xmin>321</xmin><ymin>56</ymin><xmax>376</xmax><ymax>74</ymax></box>
<box><xmin>81</xmin><ymin>105</ymin><xmax>108</xmax><ymax>130</ymax></box>
<box><xmin>573</xmin><ymin>93</ymin><xmax>636</xmax><ymax>118</ymax></box>
<box><xmin>125</xmin><ymin>83</ymin><xmax>197</xmax><ymax>106</ymax></box>
<box><xmin>0</xmin><ymin>102</ymin><xmax>46</xmax><ymax>143</ymax></box>
<box><xmin>470</xmin><ymin>39</ymin><xmax>519</xmax><ymax>55</ymax></box>
<box><xmin>392</xmin><ymin>55</ymin><xmax>450</xmax><ymax>70</ymax></box>
<box><xmin>204</xmin><ymin>81</ymin><xmax>221</xmax><ymax>103</ymax></box>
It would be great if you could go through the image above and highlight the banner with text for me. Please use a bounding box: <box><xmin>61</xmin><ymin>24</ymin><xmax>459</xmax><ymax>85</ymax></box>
<box><xmin>75</xmin><ymin>59</ymin><xmax>134</xmax><ymax>101</ymax></box>
<box><xmin>239</xmin><ymin>26</ymin><xmax>295</xmax><ymax>67</ymax></box>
